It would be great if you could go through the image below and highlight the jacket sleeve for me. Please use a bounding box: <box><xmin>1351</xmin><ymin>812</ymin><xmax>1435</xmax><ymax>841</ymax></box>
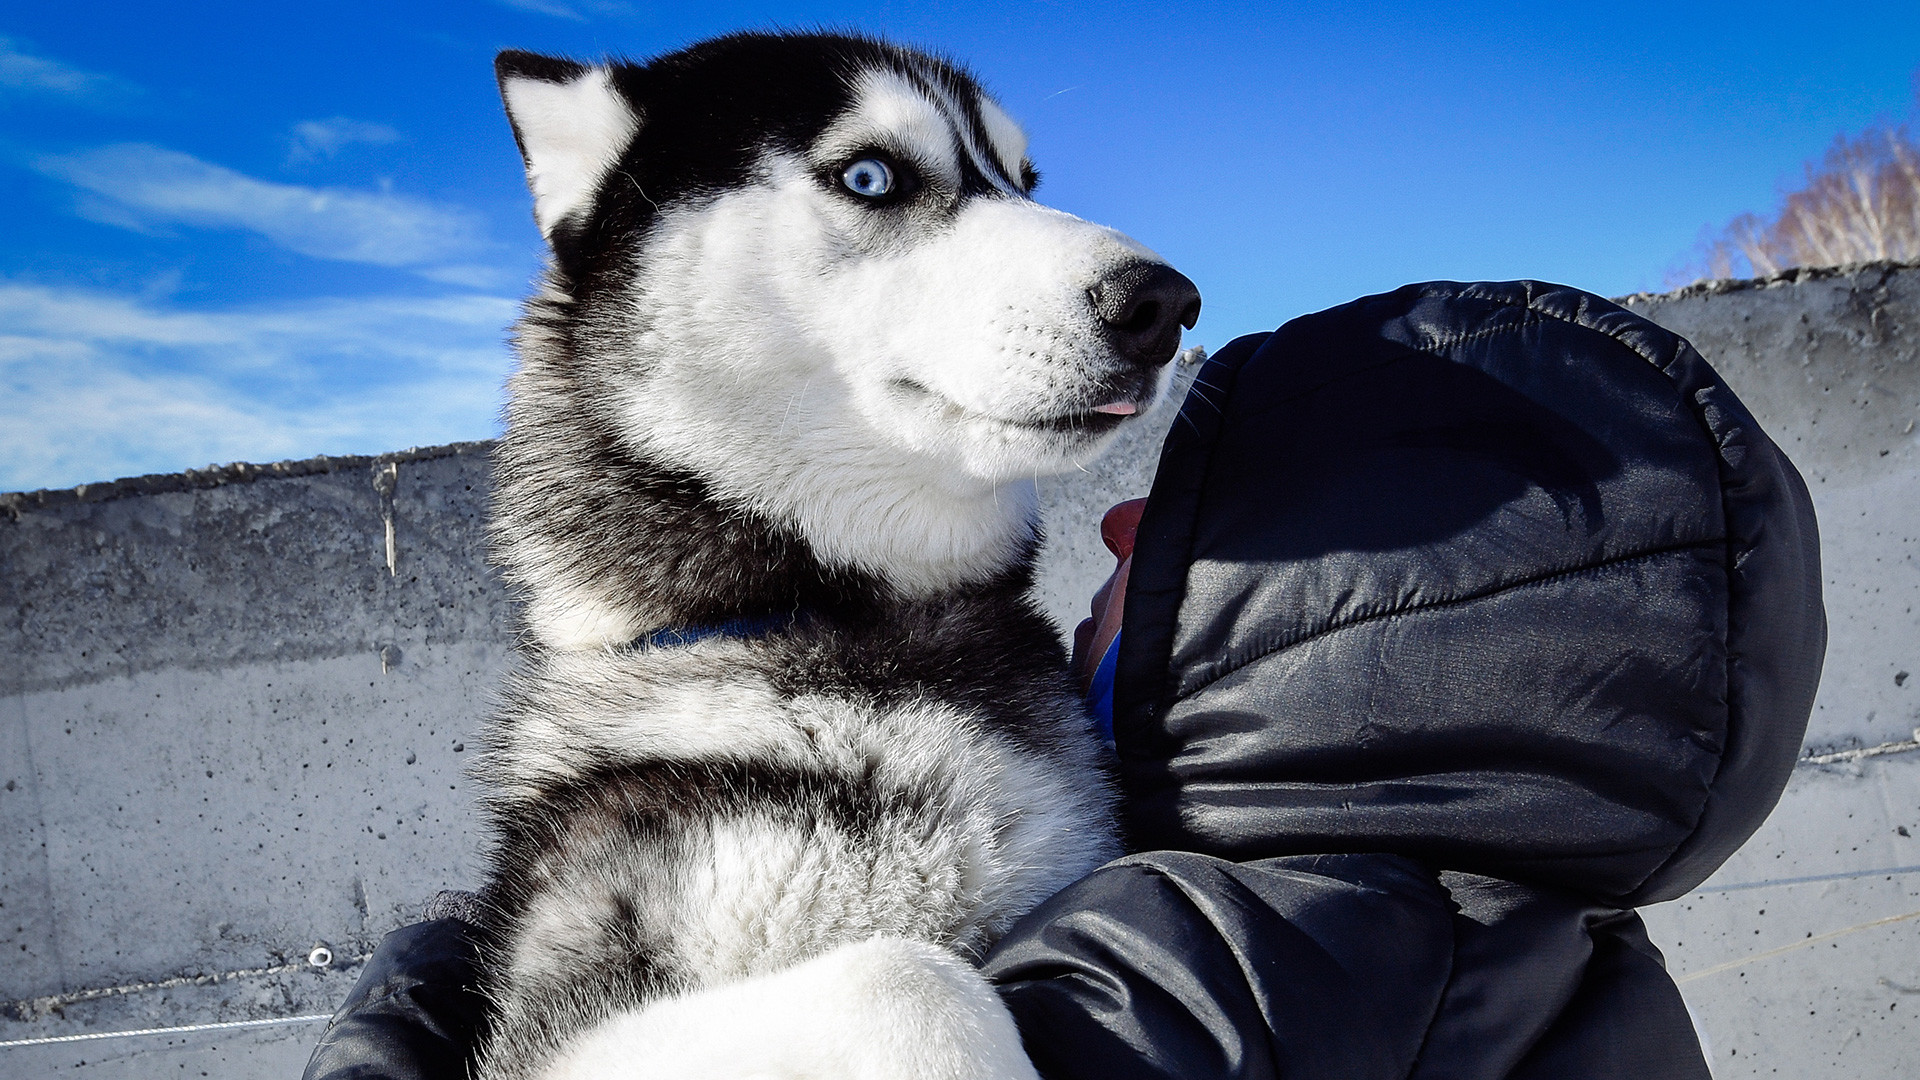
<box><xmin>1406</xmin><ymin>872</ymin><xmax>1711</xmax><ymax>1080</ymax></box>
<box><xmin>980</xmin><ymin>851</ymin><xmax>1457</xmax><ymax>1080</ymax></box>
<box><xmin>302</xmin><ymin>918</ymin><xmax>487</xmax><ymax>1080</ymax></box>
<box><xmin>1505</xmin><ymin>913</ymin><xmax>1710</xmax><ymax>1080</ymax></box>
<box><xmin>985</xmin><ymin>854</ymin><xmax>1713</xmax><ymax>1080</ymax></box>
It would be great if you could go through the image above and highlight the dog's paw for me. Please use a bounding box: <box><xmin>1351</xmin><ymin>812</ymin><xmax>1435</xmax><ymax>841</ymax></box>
<box><xmin>538</xmin><ymin>936</ymin><xmax>1038</xmax><ymax>1080</ymax></box>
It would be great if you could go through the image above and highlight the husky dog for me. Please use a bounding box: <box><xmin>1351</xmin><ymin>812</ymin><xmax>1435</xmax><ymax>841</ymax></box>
<box><xmin>475</xmin><ymin>32</ymin><xmax>1200</xmax><ymax>1080</ymax></box>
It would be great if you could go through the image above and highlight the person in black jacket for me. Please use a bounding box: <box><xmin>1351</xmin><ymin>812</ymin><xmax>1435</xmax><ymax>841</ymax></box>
<box><xmin>305</xmin><ymin>280</ymin><xmax>1826</xmax><ymax>1080</ymax></box>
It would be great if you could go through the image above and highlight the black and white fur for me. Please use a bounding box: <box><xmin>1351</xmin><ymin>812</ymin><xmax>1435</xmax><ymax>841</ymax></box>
<box><xmin>475</xmin><ymin>32</ymin><xmax>1200</xmax><ymax>1080</ymax></box>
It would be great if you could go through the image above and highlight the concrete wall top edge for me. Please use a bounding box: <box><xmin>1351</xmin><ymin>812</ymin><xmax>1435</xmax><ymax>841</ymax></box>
<box><xmin>1</xmin><ymin>441</ymin><xmax>494</xmax><ymax>518</ymax></box>
<box><xmin>1611</xmin><ymin>258</ymin><xmax>1920</xmax><ymax>307</ymax></box>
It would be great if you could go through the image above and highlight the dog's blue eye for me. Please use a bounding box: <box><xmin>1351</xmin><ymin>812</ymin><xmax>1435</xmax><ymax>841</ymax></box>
<box><xmin>840</xmin><ymin>158</ymin><xmax>894</xmax><ymax>199</ymax></box>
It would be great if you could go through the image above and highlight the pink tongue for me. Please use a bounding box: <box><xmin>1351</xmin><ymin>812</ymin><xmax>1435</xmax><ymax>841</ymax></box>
<box><xmin>1093</xmin><ymin>401</ymin><xmax>1138</xmax><ymax>416</ymax></box>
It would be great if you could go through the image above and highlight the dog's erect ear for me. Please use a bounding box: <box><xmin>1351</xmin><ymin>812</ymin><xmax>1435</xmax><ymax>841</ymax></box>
<box><xmin>496</xmin><ymin>50</ymin><xmax>640</xmax><ymax>240</ymax></box>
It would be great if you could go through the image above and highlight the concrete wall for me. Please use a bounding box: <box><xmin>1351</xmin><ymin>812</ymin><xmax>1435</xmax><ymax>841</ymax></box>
<box><xmin>1619</xmin><ymin>264</ymin><xmax>1920</xmax><ymax>1077</ymax></box>
<box><xmin>1</xmin><ymin>447</ymin><xmax>508</xmax><ymax>1076</ymax></box>
<box><xmin>2</xmin><ymin>264</ymin><xmax>1916</xmax><ymax>1077</ymax></box>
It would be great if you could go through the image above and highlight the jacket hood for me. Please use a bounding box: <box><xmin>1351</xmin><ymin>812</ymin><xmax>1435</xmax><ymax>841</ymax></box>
<box><xmin>1115</xmin><ymin>280</ymin><xmax>1826</xmax><ymax>905</ymax></box>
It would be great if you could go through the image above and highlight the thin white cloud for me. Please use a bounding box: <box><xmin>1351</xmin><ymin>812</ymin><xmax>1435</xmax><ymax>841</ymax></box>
<box><xmin>35</xmin><ymin>143</ymin><xmax>492</xmax><ymax>271</ymax></box>
<box><xmin>494</xmin><ymin>0</ymin><xmax>634</xmax><ymax>20</ymax></box>
<box><xmin>0</xmin><ymin>281</ymin><xmax>518</xmax><ymax>492</ymax></box>
<box><xmin>0</xmin><ymin>37</ymin><xmax>140</xmax><ymax>105</ymax></box>
<box><xmin>498</xmin><ymin>0</ymin><xmax>586</xmax><ymax>19</ymax></box>
<box><xmin>288</xmin><ymin>117</ymin><xmax>402</xmax><ymax>162</ymax></box>
<box><xmin>417</xmin><ymin>263</ymin><xmax>520</xmax><ymax>289</ymax></box>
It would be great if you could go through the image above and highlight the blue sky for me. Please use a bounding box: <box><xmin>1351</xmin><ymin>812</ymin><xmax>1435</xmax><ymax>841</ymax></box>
<box><xmin>2</xmin><ymin>1</ymin><xmax>1916</xmax><ymax>491</ymax></box>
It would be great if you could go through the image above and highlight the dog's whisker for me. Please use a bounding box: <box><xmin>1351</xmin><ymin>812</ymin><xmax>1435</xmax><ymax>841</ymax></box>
<box><xmin>618</xmin><ymin>170</ymin><xmax>660</xmax><ymax>213</ymax></box>
<box><xmin>776</xmin><ymin>377</ymin><xmax>813</xmax><ymax>440</ymax></box>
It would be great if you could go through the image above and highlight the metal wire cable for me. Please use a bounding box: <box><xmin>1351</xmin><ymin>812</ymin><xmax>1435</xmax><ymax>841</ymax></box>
<box><xmin>0</xmin><ymin>1013</ymin><xmax>331</xmax><ymax>1049</ymax></box>
<box><xmin>1676</xmin><ymin>908</ymin><xmax>1920</xmax><ymax>984</ymax></box>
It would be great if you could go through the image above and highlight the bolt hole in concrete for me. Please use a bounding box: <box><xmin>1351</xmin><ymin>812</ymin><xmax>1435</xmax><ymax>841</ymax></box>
<box><xmin>307</xmin><ymin>945</ymin><xmax>332</xmax><ymax>968</ymax></box>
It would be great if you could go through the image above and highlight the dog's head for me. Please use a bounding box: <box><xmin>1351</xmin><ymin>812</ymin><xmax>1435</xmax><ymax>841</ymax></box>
<box><xmin>498</xmin><ymin>33</ymin><xmax>1198</xmax><ymax>595</ymax></box>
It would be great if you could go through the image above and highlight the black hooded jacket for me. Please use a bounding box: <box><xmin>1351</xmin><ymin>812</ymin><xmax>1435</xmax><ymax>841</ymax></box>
<box><xmin>980</xmin><ymin>280</ymin><xmax>1826</xmax><ymax>1078</ymax></box>
<box><xmin>306</xmin><ymin>281</ymin><xmax>1824</xmax><ymax>1080</ymax></box>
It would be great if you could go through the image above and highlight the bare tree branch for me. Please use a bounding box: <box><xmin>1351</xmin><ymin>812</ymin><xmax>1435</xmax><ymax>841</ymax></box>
<box><xmin>1668</xmin><ymin>89</ymin><xmax>1920</xmax><ymax>287</ymax></box>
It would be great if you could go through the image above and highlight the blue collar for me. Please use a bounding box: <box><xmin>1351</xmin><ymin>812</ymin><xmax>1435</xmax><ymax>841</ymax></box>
<box><xmin>1085</xmin><ymin>630</ymin><xmax>1120</xmax><ymax>746</ymax></box>
<box><xmin>632</xmin><ymin>614</ymin><xmax>794</xmax><ymax>650</ymax></box>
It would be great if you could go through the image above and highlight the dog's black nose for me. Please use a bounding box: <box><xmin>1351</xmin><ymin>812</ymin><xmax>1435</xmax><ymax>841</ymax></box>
<box><xmin>1091</xmin><ymin>261</ymin><xmax>1202</xmax><ymax>367</ymax></box>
